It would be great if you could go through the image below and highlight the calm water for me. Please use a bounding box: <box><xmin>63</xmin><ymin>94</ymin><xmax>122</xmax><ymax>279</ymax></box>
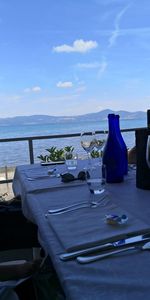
<box><xmin>0</xmin><ymin>118</ymin><xmax>146</xmax><ymax>166</ymax></box>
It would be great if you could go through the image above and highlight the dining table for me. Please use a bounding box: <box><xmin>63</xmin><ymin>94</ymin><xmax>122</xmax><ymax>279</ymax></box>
<box><xmin>12</xmin><ymin>160</ymin><xmax>150</xmax><ymax>300</ymax></box>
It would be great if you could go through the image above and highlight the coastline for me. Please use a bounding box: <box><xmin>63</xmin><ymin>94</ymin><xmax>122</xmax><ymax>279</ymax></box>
<box><xmin>0</xmin><ymin>117</ymin><xmax>146</xmax><ymax>169</ymax></box>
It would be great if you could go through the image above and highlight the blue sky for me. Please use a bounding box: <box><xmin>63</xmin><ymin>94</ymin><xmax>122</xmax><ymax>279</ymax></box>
<box><xmin>0</xmin><ymin>0</ymin><xmax>150</xmax><ymax>117</ymax></box>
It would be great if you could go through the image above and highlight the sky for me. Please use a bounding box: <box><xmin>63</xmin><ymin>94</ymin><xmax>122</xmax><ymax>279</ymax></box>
<box><xmin>0</xmin><ymin>0</ymin><xmax>150</xmax><ymax>117</ymax></box>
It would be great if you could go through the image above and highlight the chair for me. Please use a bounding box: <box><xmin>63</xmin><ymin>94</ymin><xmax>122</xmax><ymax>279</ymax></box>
<box><xmin>0</xmin><ymin>198</ymin><xmax>66</xmax><ymax>299</ymax></box>
<box><xmin>0</xmin><ymin>197</ymin><xmax>40</xmax><ymax>251</ymax></box>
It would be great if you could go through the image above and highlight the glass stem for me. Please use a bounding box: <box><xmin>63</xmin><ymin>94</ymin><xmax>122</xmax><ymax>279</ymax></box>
<box><xmin>87</xmin><ymin>152</ymin><xmax>92</xmax><ymax>169</ymax></box>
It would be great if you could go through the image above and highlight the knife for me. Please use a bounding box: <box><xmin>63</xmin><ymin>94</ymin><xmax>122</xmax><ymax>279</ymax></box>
<box><xmin>59</xmin><ymin>232</ymin><xmax>150</xmax><ymax>261</ymax></box>
<box><xmin>77</xmin><ymin>243</ymin><xmax>148</xmax><ymax>264</ymax></box>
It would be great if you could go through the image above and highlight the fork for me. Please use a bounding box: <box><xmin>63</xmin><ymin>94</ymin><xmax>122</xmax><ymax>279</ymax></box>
<box><xmin>47</xmin><ymin>193</ymin><xmax>108</xmax><ymax>215</ymax></box>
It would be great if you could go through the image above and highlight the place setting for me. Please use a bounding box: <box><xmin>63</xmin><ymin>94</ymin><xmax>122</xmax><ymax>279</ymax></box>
<box><xmin>44</xmin><ymin>142</ymin><xmax>150</xmax><ymax>265</ymax></box>
<box><xmin>23</xmin><ymin>157</ymin><xmax>89</xmax><ymax>194</ymax></box>
<box><xmin>26</xmin><ymin>167</ymin><xmax>61</xmax><ymax>181</ymax></box>
<box><xmin>24</xmin><ymin>140</ymin><xmax>105</xmax><ymax>194</ymax></box>
<box><xmin>45</xmin><ymin>157</ymin><xmax>150</xmax><ymax>264</ymax></box>
<box><xmin>46</xmin><ymin>190</ymin><xmax>150</xmax><ymax>250</ymax></box>
<box><xmin>23</xmin><ymin>130</ymin><xmax>107</xmax><ymax>194</ymax></box>
<box><xmin>46</xmin><ymin>154</ymin><xmax>109</xmax><ymax>214</ymax></box>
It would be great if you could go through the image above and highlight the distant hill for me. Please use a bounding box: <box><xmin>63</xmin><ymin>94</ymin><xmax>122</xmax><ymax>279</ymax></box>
<box><xmin>0</xmin><ymin>109</ymin><xmax>146</xmax><ymax>126</ymax></box>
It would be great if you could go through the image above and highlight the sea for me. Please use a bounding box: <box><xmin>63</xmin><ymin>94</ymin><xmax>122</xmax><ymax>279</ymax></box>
<box><xmin>0</xmin><ymin>118</ymin><xmax>147</xmax><ymax>167</ymax></box>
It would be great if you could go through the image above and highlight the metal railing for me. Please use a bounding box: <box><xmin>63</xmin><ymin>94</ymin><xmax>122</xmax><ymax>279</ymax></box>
<box><xmin>0</xmin><ymin>127</ymin><xmax>143</xmax><ymax>184</ymax></box>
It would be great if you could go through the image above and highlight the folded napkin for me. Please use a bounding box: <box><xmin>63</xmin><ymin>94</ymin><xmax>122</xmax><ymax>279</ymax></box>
<box><xmin>46</xmin><ymin>198</ymin><xmax>150</xmax><ymax>252</ymax></box>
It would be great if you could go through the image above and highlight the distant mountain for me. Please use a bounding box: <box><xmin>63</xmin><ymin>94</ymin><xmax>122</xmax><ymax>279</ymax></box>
<box><xmin>75</xmin><ymin>109</ymin><xmax>146</xmax><ymax>121</ymax></box>
<box><xmin>0</xmin><ymin>110</ymin><xmax>146</xmax><ymax>126</ymax></box>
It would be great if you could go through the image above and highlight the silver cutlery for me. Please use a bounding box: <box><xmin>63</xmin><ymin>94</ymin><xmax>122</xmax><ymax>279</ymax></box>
<box><xmin>41</xmin><ymin>161</ymin><xmax>64</xmax><ymax>166</ymax></box>
<box><xmin>27</xmin><ymin>167</ymin><xmax>60</xmax><ymax>180</ymax></box>
<box><xmin>27</xmin><ymin>174</ymin><xmax>60</xmax><ymax>181</ymax></box>
<box><xmin>77</xmin><ymin>241</ymin><xmax>150</xmax><ymax>264</ymax></box>
<box><xmin>48</xmin><ymin>194</ymin><xmax>108</xmax><ymax>215</ymax></box>
<box><xmin>48</xmin><ymin>202</ymin><xmax>89</xmax><ymax>214</ymax></box>
<box><xmin>45</xmin><ymin>203</ymin><xmax>89</xmax><ymax>218</ymax></box>
<box><xmin>48</xmin><ymin>203</ymin><xmax>93</xmax><ymax>215</ymax></box>
<box><xmin>59</xmin><ymin>232</ymin><xmax>150</xmax><ymax>261</ymax></box>
<box><xmin>27</xmin><ymin>175</ymin><xmax>51</xmax><ymax>181</ymax></box>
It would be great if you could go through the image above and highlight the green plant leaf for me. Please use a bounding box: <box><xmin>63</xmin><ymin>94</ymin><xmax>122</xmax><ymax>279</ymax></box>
<box><xmin>91</xmin><ymin>150</ymin><xmax>100</xmax><ymax>158</ymax></box>
<box><xmin>64</xmin><ymin>146</ymin><xmax>74</xmax><ymax>152</ymax></box>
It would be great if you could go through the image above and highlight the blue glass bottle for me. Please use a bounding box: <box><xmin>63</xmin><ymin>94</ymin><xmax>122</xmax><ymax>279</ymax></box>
<box><xmin>102</xmin><ymin>114</ymin><xmax>124</xmax><ymax>183</ymax></box>
<box><xmin>115</xmin><ymin>115</ymin><xmax>128</xmax><ymax>175</ymax></box>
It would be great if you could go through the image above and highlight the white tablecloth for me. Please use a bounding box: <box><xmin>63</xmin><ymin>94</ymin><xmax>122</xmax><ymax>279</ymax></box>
<box><xmin>13</xmin><ymin>162</ymin><xmax>150</xmax><ymax>300</ymax></box>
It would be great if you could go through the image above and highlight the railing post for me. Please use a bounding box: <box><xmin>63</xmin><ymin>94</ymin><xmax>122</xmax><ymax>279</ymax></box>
<box><xmin>28</xmin><ymin>139</ymin><xmax>34</xmax><ymax>164</ymax></box>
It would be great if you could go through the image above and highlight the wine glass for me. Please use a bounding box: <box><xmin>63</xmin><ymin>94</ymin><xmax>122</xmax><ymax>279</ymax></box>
<box><xmin>146</xmin><ymin>135</ymin><xmax>150</xmax><ymax>168</ymax></box>
<box><xmin>80</xmin><ymin>131</ymin><xmax>96</xmax><ymax>169</ymax></box>
<box><xmin>94</xmin><ymin>131</ymin><xmax>107</xmax><ymax>166</ymax></box>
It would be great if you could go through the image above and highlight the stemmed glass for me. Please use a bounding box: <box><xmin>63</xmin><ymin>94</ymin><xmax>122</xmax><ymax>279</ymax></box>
<box><xmin>94</xmin><ymin>131</ymin><xmax>107</xmax><ymax>166</ymax></box>
<box><xmin>80</xmin><ymin>131</ymin><xmax>96</xmax><ymax>169</ymax></box>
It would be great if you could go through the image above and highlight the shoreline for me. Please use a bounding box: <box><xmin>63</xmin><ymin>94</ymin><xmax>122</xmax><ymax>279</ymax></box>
<box><xmin>0</xmin><ymin>119</ymin><xmax>143</xmax><ymax>167</ymax></box>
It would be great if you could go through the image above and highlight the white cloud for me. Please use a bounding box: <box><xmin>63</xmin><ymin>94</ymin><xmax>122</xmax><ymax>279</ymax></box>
<box><xmin>24</xmin><ymin>86</ymin><xmax>41</xmax><ymax>93</ymax></box>
<box><xmin>108</xmin><ymin>5</ymin><xmax>130</xmax><ymax>48</ymax></box>
<box><xmin>76</xmin><ymin>62</ymin><xmax>102</xmax><ymax>69</ymax></box>
<box><xmin>76</xmin><ymin>58</ymin><xmax>108</xmax><ymax>77</ymax></box>
<box><xmin>32</xmin><ymin>86</ymin><xmax>41</xmax><ymax>92</ymax></box>
<box><xmin>56</xmin><ymin>81</ymin><xmax>73</xmax><ymax>88</ymax></box>
<box><xmin>53</xmin><ymin>39</ymin><xmax>98</xmax><ymax>53</ymax></box>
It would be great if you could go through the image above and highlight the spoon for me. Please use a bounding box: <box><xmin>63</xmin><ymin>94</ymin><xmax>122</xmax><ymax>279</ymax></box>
<box><xmin>77</xmin><ymin>241</ymin><xmax>150</xmax><ymax>264</ymax></box>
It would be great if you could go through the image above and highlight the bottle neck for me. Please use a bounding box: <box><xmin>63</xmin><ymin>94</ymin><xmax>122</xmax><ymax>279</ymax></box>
<box><xmin>108</xmin><ymin>114</ymin><xmax>116</xmax><ymax>135</ymax></box>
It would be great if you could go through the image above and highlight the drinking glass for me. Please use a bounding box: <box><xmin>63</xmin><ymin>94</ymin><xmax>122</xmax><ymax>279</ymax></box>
<box><xmin>86</xmin><ymin>164</ymin><xmax>106</xmax><ymax>195</ymax></box>
<box><xmin>65</xmin><ymin>152</ymin><xmax>78</xmax><ymax>170</ymax></box>
<box><xmin>80</xmin><ymin>131</ymin><xmax>96</xmax><ymax>169</ymax></box>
